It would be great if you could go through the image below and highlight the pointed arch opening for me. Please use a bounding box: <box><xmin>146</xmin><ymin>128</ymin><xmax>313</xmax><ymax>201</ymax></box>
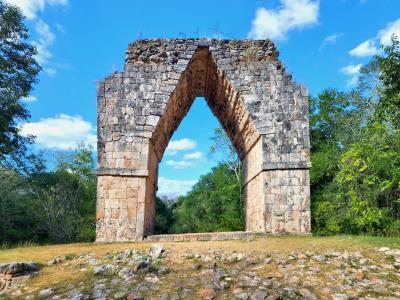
<box><xmin>143</xmin><ymin>47</ymin><xmax>265</xmax><ymax>236</ymax></box>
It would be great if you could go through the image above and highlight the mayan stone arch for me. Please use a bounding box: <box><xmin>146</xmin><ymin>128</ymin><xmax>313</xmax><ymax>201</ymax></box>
<box><xmin>96</xmin><ymin>39</ymin><xmax>311</xmax><ymax>242</ymax></box>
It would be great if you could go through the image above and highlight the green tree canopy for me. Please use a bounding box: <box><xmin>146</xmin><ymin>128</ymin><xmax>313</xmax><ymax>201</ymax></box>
<box><xmin>0</xmin><ymin>1</ymin><xmax>41</xmax><ymax>167</ymax></box>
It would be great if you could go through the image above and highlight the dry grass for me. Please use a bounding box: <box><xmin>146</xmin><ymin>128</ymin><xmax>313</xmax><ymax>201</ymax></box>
<box><xmin>1</xmin><ymin>235</ymin><xmax>399</xmax><ymax>297</ymax></box>
<box><xmin>2</xmin><ymin>235</ymin><xmax>400</xmax><ymax>263</ymax></box>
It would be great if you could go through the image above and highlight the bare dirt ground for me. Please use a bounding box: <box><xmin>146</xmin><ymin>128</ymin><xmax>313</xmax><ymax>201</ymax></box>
<box><xmin>1</xmin><ymin>235</ymin><xmax>400</xmax><ymax>299</ymax></box>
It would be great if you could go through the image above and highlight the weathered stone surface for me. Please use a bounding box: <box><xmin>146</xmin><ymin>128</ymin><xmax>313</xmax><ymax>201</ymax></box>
<box><xmin>149</xmin><ymin>243</ymin><xmax>164</xmax><ymax>259</ymax></box>
<box><xmin>96</xmin><ymin>38</ymin><xmax>311</xmax><ymax>242</ymax></box>
<box><xmin>0</xmin><ymin>262</ymin><xmax>38</xmax><ymax>277</ymax></box>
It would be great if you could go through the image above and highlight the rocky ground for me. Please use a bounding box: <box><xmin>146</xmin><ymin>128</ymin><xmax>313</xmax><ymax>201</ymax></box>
<box><xmin>0</xmin><ymin>236</ymin><xmax>400</xmax><ymax>299</ymax></box>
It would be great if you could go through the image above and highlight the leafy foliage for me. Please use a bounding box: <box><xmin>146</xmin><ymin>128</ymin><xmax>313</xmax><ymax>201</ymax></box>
<box><xmin>0</xmin><ymin>1</ymin><xmax>41</xmax><ymax>166</ymax></box>
<box><xmin>374</xmin><ymin>36</ymin><xmax>400</xmax><ymax>127</ymax></box>
<box><xmin>154</xmin><ymin>196</ymin><xmax>175</xmax><ymax>234</ymax></box>
<box><xmin>0</xmin><ymin>145</ymin><xmax>96</xmax><ymax>244</ymax></box>
<box><xmin>170</xmin><ymin>163</ymin><xmax>244</xmax><ymax>233</ymax></box>
<box><xmin>312</xmin><ymin>36</ymin><xmax>400</xmax><ymax>236</ymax></box>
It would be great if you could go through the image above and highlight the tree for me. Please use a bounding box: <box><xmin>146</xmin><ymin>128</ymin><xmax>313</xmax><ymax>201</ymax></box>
<box><xmin>335</xmin><ymin>124</ymin><xmax>400</xmax><ymax>235</ymax></box>
<box><xmin>0</xmin><ymin>1</ymin><xmax>41</xmax><ymax>167</ymax></box>
<box><xmin>310</xmin><ymin>88</ymin><xmax>376</xmax><ymax>234</ymax></box>
<box><xmin>0</xmin><ymin>167</ymin><xmax>40</xmax><ymax>243</ymax></box>
<box><xmin>209</xmin><ymin>127</ymin><xmax>242</xmax><ymax>182</ymax></box>
<box><xmin>31</xmin><ymin>170</ymin><xmax>85</xmax><ymax>243</ymax></box>
<box><xmin>374</xmin><ymin>35</ymin><xmax>400</xmax><ymax>128</ymax></box>
<box><xmin>154</xmin><ymin>196</ymin><xmax>175</xmax><ymax>234</ymax></box>
<box><xmin>53</xmin><ymin>144</ymin><xmax>97</xmax><ymax>241</ymax></box>
<box><xmin>310</xmin><ymin>36</ymin><xmax>400</xmax><ymax>235</ymax></box>
<box><xmin>171</xmin><ymin>163</ymin><xmax>244</xmax><ymax>233</ymax></box>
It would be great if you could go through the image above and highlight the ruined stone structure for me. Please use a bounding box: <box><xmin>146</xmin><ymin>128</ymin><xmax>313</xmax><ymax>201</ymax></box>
<box><xmin>96</xmin><ymin>38</ymin><xmax>311</xmax><ymax>242</ymax></box>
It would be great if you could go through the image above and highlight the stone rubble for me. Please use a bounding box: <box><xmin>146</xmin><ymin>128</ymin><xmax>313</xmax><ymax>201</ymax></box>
<box><xmin>0</xmin><ymin>262</ymin><xmax>39</xmax><ymax>291</ymax></box>
<box><xmin>1</xmin><ymin>244</ymin><xmax>400</xmax><ymax>299</ymax></box>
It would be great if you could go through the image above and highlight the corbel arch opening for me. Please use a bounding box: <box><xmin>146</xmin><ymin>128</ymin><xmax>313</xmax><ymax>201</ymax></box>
<box><xmin>144</xmin><ymin>47</ymin><xmax>264</xmax><ymax>236</ymax></box>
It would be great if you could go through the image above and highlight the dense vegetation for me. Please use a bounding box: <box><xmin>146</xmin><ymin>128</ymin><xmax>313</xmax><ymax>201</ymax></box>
<box><xmin>0</xmin><ymin>2</ymin><xmax>95</xmax><ymax>244</ymax></box>
<box><xmin>0</xmin><ymin>1</ymin><xmax>399</xmax><ymax>245</ymax></box>
<box><xmin>311</xmin><ymin>38</ymin><xmax>400</xmax><ymax>235</ymax></box>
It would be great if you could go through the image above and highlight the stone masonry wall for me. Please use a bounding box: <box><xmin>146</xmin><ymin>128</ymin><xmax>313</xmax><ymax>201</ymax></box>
<box><xmin>96</xmin><ymin>38</ymin><xmax>311</xmax><ymax>242</ymax></box>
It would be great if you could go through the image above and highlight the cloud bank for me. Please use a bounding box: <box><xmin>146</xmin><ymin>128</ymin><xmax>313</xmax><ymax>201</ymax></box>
<box><xmin>20</xmin><ymin>114</ymin><xmax>96</xmax><ymax>150</ymax></box>
<box><xmin>248</xmin><ymin>0</ymin><xmax>319</xmax><ymax>40</ymax></box>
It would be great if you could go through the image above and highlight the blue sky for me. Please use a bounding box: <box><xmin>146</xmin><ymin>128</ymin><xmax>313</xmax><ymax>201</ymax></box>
<box><xmin>6</xmin><ymin>0</ymin><xmax>400</xmax><ymax>197</ymax></box>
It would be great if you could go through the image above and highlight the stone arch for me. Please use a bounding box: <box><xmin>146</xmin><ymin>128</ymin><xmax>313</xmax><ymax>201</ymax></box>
<box><xmin>96</xmin><ymin>39</ymin><xmax>311</xmax><ymax>242</ymax></box>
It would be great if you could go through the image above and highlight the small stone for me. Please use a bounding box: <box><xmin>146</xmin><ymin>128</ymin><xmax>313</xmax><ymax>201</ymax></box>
<box><xmin>378</xmin><ymin>247</ymin><xmax>390</xmax><ymax>252</ymax></box>
<box><xmin>93</xmin><ymin>264</ymin><xmax>116</xmax><ymax>275</ymax></box>
<box><xmin>111</xmin><ymin>278</ymin><xmax>122</xmax><ymax>285</ymax></box>
<box><xmin>145</xmin><ymin>275</ymin><xmax>159</xmax><ymax>283</ymax></box>
<box><xmin>235</xmin><ymin>292</ymin><xmax>249</xmax><ymax>300</ymax></box>
<box><xmin>118</xmin><ymin>267</ymin><xmax>134</xmax><ymax>279</ymax></box>
<box><xmin>197</xmin><ymin>287</ymin><xmax>216</xmax><ymax>300</ymax></box>
<box><xmin>114</xmin><ymin>291</ymin><xmax>128</xmax><ymax>299</ymax></box>
<box><xmin>271</xmin><ymin>280</ymin><xmax>281</xmax><ymax>289</ymax></box>
<box><xmin>298</xmin><ymin>288</ymin><xmax>316</xmax><ymax>300</ymax></box>
<box><xmin>298</xmin><ymin>253</ymin><xmax>307</xmax><ymax>259</ymax></box>
<box><xmin>192</xmin><ymin>263</ymin><xmax>202</xmax><ymax>270</ymax></box>
<box><xmin>39</xmin><ymin>288</ymin><xmax>54</xmax><ymax>298</ymax></box>
<box><xmin>373</xmin><ymin>285</ymin><xmax>388</xmax><ymax>294</ymax></box>
<box><xmin>385</xmin><ymin>249</ymin><xmax>400</xmax><ymax>257</ymax></box>
<box><xmin>127</xmin><ymin>292</ymin><xmax>144</xmax><ymax>300</ymax></box>
<box><xmin>88</xmin><ymin>259</ymin><xmax>100</xmax><ymax>266</ymax></box>
<box><xmin>47</xmin><ymin>258</ymin><xmax>62</xmax><ymax>265</ymax></box>
<box><xmin>312</xmin><ymin>255</ymin><xmax>326</xmax><ymax>262</ymax></box>
<box><xmin>129</xmin><ymin>258</ymin><xmax>150</xmax><ymax>274</ymax></box>
<box><xmin>64</xmin><ymin>291</ymin><xmax>84</xmax><ymax>300</ymax></box>
<box><xmin>157</xmin><ymin>266</ymin><xmax>171</xmax><ymax>274</ymax></box>
<box><xmin>355</xmin><ymin>271</ymin><xmax>364</xmax><ymax>280</ymax></box>
<box><xmin>250</xmin><ymin>291</ymin><xmax>268</xmax><ymax>300</ymax></box>
<box><xmin>332</xmin><ymin>294</ymin><xmax>349</xmax><ymax>300</ymax></box>
<box><xmin>149</xmin><ymin>244</ymin><xmax>164</xmax><ymax>259</ymax></box>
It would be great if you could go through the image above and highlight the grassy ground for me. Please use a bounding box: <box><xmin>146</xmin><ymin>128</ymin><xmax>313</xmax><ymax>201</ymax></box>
<box><xmin>2</xmin><ymin>235</ymin><xmax>400</xmax><ymax>263</ymax></box>
<box><xmin>1</xmin><ymin>235</ymin><xmax>399</xmax><ymax>299</ymax></box>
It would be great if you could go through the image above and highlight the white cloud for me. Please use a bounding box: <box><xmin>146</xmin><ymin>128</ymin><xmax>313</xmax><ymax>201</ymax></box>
<box><xmin>36</xmin><ymin>18</ymin><xmax>55</xmax><ymax>44</ymax></box>
<box><xmin>157</xmin><ymin>177</ymin><xmax>197</xmax><ymax>198</ymax></box>
<box><xmin>165</xmin><ymin>138</ymin><xmax>196</xmax><ymax>155</ymax></box>
<box><xmin>340</xmin><ymin>64</ymin><xmax>362</xmax><ymax>87</ymax></box>
<box><xmin>378</xmin><ymin>18</ymin><xmax>400</xmax><ymax>46</ymax></box>
<box><xmin>320</xmin><ymin>33</ymin><xmax>343</xmax><ymax>49</ymax></box>
<box><xmin>247</xmin><ymin>0</ymin><xmax>319</xmax><ymax>40</ymax></box>
<box><xmin>21</xmin><ymin>95</ymin><xmax>37</xmax><ymax>103</ymax></box>
<box><xmin>350</xmin><ymin>18</ymin><xmax>400</xmax><ymax>57</ymax></box>
<box><xmin>183</xmin><ymin>151</ymin><xmax>204</xmax><ymax>160</ymax></box>
<box><xmin>4</xmin><ymin>1</ymin><xmax>68</xmax><ymax>75</ymax></box>
<box><xmin>340</xmin><ymin>64</ymin><xmax>363</xmax><ymax>76</ymax></box>
<box><xmin>349</xmin><ymin>39</ymin><xmax>379</xmax><ymax>57</ymax></box>
<box><xmin>165</xmin><ymin>160</ymin><xmax>196</xmax><ymax>169</ymax></box>
<box><xmin>20</xmin><ymin>114</ymin><xmax>96</xmax><ymax>150</ymax></box>
<box><xmin>165</xmin><ymin>150</ymin><xmax>204</xmax><ymax>169</ymax></box>
<box><xmin>3</xmin><ymin>0</ymin><xmax>68</xmax><ymax>20</ymax></box>
<box><xmin>32</xmin><ymin>19</ymin><xmax>55</xmax><ymax>66</ymax></box>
